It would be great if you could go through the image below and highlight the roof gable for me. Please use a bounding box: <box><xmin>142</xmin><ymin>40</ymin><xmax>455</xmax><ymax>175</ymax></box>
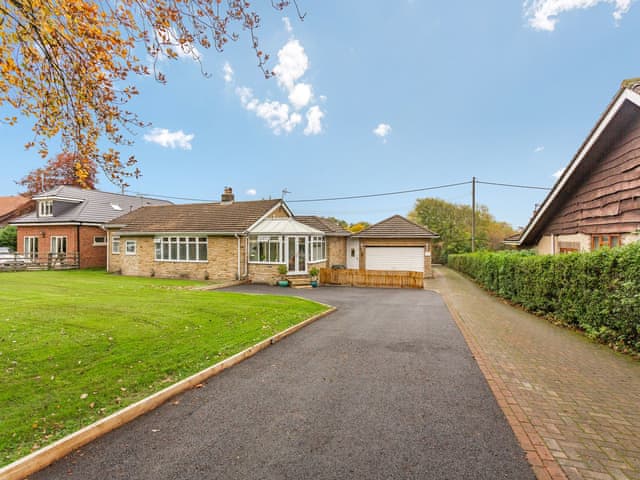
<box><xmin>353</xmin><ymin>215</ymin><xmax>439</xmax><ymax>238</ymax></box>
<box><xmin>517</xmin><ymin>84</ymin><xmax>640</xmax><ymax>246</ymax></box>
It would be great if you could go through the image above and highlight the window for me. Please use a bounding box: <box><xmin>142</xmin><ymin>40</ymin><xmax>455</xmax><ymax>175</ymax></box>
<box><xmin>38</xmin><ymin>200</ymin><xmax>53</xmax><ymax>217</ymax></box>
<box><xmin>51</xmin><ymin>236</ymin><xmax>67</xmax><ymax>254</ymax></box>
<box><xmin>249</xmin><ymin>236</ymin><xmax>283</xmax><ymax>263</ymax></box>
<box><xmin>592</xmin><ymin>235</ymin><xmax>620</xmax><ymax>250</ymax></box>
<box><xmin>154</xmin><ymin>237</ymin><xmax>207</xmax><ymax>262</ymax></box>
<box><xmin>125</xmin><ymin>240</ymin><xmax>137</xmax><ymax>255</ymax></box>
<box><xmin>111</xmin><ymin>236</ymin><xmax>120</xmax><ymax>254</ymax></box>
<box><xmin>24</xmin><ymin>236</ymin><xmax>38</xmax><ymax>260</ymax></box>
<box><xmin>93</xmin><ymin>236</ymin><xmax>106</xmax><ymax>246</ymax></box>
<box><xmin>309</xmin><ymin>236</ymin><xmax>326</xmax><ymax>262</ymax></box>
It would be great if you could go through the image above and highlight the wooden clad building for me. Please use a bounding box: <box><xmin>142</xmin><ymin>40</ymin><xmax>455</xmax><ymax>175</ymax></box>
<box><xmin>508</xmin><ymin>79</ymin><xmax>640</xmax><ymax>254</ymax></box>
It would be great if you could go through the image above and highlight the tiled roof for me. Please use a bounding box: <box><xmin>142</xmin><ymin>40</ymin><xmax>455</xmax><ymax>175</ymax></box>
<box><xmin>295</xmin><ymin>216</ymin><xmax>351</xmax><ymax>236</ymax></box>
<box><xmin>353</xmin><ymin>215</ymin><xmax>439</xmax><ymax>238</ymax></box>
<box><xmin>108</xmin><ymin>199</ymin><xmax>283</xmax><ymax>233</ymax></box>
<box><xmin>11</xmin><ymin>186</ymin><xmax>171</xmax><ymax>225</ymax></box>
<box><xmin>0</xmin><ymin>195</ymin><xmax>32</xmax><ymax>217</ymax></box>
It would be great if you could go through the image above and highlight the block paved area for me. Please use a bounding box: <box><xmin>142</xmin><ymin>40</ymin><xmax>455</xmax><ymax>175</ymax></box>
<box><xmin>427</xmin><ymin>267</ymin><xmax>640</xmax><ymax>480</ymax></box>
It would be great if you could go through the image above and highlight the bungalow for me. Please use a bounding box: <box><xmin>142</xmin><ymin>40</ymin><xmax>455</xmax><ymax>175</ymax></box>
<box><xmin>105</xmin><ymin>188</ymin><xmax>439</xmax><ymax>284</ymax></box>
<box><xmin>11</xmin><ymin>186</ymin><xmax>170</xmax><ymax>268</ymax></box>
<box><xmin>508</xmin><ymin>79</ymin><xmax>640</xmax><ymax>253</ymax></box>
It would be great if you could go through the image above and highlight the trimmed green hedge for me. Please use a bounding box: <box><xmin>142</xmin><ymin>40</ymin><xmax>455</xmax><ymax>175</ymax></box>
<box><xmin>448</xmin><ymin>244</ymin><xmax>640</xmax><ymax>353</ymax></box>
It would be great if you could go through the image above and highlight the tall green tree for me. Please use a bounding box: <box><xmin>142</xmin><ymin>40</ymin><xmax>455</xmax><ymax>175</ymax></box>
<box><xmin>408</xmin><ymin>198</ymin><xmax>516</xmax><ymax>263</ymax></box>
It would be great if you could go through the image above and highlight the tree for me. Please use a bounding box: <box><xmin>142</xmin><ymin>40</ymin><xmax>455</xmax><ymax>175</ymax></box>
<box><xmin>348</xmin><ymin>221</ymin><xmax>370</xmax><ymax>234</ymax></box>
<box><xmin>0</xmin><ymin>225</ymin><xmax>17</xmax><ymax>251</ymax></box>
<box><xmin>0</xmin><ymin>0</ymin><xmax>301</xmax><ymax>186</ymax></box>
<box><xmin>18</xmin><ymin>152</ymin><xmax>97</xmax><ymax>195</ymax></box>
<box><xmin>409</xmin><ymin>197</ymin><xmax>516</xmax><ymax>263</ymax></box>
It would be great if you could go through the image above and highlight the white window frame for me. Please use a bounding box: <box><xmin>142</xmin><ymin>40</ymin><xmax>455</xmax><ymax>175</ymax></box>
<box><xmin>153</xmin><ymin>236</ymin><xmax>208</xmax><ymax>262</ymax></box>
<box><xmin>24</xmin><ymin>236</ymin><xmax>39</xmax><ymax>259</ymax></box>
<box><xmin>50</xmin><ymin>236</ymin><xmax>67</xmax><ymax>254</ymax></box>
<box><xmin>248</xmin><ymin>235</ymin><xmax>284</xmax><ymax>264</ymax></box>
<box><xmin>93</xmin><ymin>236</ymin><xmax>107</xmax><ymax>246</ymax></box>
<box><xmin>309</xmin><ymin>236</ymin><xmax>326</xmax><ymax>262</ymax></box>
<box><xmin>125</xmin><ymin>240</ymin><xmax>137</xmax><ymax>255</ymax></box>
<box><xmin>38</xmin><ymin>200</ymin><xmax>53</xmax><ymax>217</ymax></box>
<box><xmin>111</xmin><ymin>235</ymin><xmax>120</xmax><ymax>254</ymax></box>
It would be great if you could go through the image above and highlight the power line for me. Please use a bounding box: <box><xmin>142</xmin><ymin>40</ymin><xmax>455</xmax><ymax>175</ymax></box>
<box><xmin>476</xmin><ymin>180</ymin><xmax>551</xmax><ymax>191</ymax></box>
<box><xmin>124</xmin><ymin>178</ymin><xmax>551</xmax><ymax>204</ymax></box>
<box><xmin>287</xmin><ymin>181</ymin><xmax>472</xmax><ymax>203</ymax></box>
<box><xmin>127</xmin><ymin>191</ymin><xmax>212</xmax><ymax>202</ymax></box>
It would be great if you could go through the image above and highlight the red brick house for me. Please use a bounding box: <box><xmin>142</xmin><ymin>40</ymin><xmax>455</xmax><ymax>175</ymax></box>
<box><xmin>11</xmin><ymin>186</ymin><xmax>170</xmax><ymax>268</ymax></box>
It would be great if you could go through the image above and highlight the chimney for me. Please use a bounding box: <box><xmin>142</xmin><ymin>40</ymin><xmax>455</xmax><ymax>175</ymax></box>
<box><xmin>221</xmin><ymin>186</ymin><xmax>234</xmax><ymax>204</ymax></box>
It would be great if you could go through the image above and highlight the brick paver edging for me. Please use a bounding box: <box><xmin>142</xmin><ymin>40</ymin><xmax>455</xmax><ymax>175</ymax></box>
<box><xmin>435</xmin><ymin>289</ymin><xmax>567</xmax><ymax>480</ymax></box>
<box><xmin>0</xmin><ymin>306</ymin><xmax>336</xmax><ymax>480</ymax></box>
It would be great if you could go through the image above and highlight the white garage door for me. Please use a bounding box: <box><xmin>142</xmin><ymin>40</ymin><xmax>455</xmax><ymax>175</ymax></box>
<box><xmin>365</xmin><ymin>247</ymin><xmax>424</xmax><ymax>272</ymax></box>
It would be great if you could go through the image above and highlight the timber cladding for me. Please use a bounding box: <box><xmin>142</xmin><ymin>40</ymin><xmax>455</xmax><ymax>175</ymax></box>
<box><xmin>544</xmin><ymin>113</ymin><xmax>640</xmax><ymax>236</ymax></box>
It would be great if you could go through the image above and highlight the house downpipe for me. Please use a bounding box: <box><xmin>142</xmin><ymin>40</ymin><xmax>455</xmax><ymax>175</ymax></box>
<box><xmin>235</xmin><ymin>233</ymin><xmax>241</xmax><ymax>280</ymax></box>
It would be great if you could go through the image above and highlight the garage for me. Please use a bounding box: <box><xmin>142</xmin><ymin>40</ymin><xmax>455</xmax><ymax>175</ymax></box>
<box><xmin>365</xmin><ymin>246</ymin><xmax>424</xmax><ymax>272</ymax></box>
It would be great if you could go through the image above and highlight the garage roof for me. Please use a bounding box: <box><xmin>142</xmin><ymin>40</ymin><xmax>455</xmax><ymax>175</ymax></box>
<box><xmin>353</xmin><ymin>215</ymin><xmax>439</xmax><ymax>239</ymax></box>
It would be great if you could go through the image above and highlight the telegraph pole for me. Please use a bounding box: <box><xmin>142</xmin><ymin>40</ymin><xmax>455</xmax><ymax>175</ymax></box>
<box><xmin>471</xmin><ymin>176</ymin><xmax>476</xmax><ymax>252</ymax></box>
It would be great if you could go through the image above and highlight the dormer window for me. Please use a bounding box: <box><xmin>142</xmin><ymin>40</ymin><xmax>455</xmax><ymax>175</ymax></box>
<box><xmin>39</xmin><ymin>200</ymin><xmax>53</xmax><ymax>217</ymax></box>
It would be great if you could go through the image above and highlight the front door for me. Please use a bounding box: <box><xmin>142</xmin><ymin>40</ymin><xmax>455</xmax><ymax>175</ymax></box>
<box><xmin>287</xmin><ymin>236</ymin><xmax>307</xmax><ymax>273</ymax></box>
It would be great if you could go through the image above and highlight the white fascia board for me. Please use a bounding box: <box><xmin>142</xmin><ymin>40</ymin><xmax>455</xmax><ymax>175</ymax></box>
<box><xmin>519</xmin><ymin>89</ymin><xmax>640</xmax><ymax>246</ymax></box>
<box><xmin>32</xmin><ymin>195</ymin><xmax>83</xmax><ymax>203</ymax></box>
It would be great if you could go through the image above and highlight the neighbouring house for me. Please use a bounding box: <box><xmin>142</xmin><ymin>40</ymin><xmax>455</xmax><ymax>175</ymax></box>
<box><xmin>105</xmin><ymin>188</ymin><xmax>438</xmax><ymax>284</ymax></box>
<box><xmin>0</xmin><ymin>195</ymin><xmax>34</xmax><ymax>227</ymax></box>
<box><xmin>347</xmin><ymin>215</ymin><xmax>439</xmax><ymax>277</ymax></box>
<box><xmin>507</xmin><ymin>79</ymin><xmax>640</xmax><ymax>253</ymax></box>
<box><xmin>11</xmin><ymin>186</ymin><xmax>171</xmax><ymax>268</ymax></box>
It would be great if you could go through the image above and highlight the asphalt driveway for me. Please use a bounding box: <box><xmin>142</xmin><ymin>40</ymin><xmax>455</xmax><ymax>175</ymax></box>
<box><xmin>32</xmin><ymin>286</ymin><xmax>533</xmax><ymax>480</ymax></box>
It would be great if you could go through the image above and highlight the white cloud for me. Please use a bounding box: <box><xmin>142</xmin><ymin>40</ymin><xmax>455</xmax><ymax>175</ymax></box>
<box><xmin>223</xmin><ymin>62</ymin><xmax>234</xmax><ymax>83</ymax></box>
<box><xmin>246</xmin><ymin>188</ymin><xmax>257</xmax><ymax>196</ymax></box>
<box><xmin>273</xmin><ymin>39</ymin><xmax>309</xmax><ymax>91</ymax></box>
<box><xmin>552</xmin><ymin>167</ymin><xmax>565</xmax><ymax>178</ymax></box>
<box><xmin>534</xmin><ymin>145</ymin><xmax>545</xmax><ymax>153</ymax></box>
<box><xmin>289</xmin><ymin>83</ymin><xmax>313</xmax><ymax>109</ymax></box>
<box><xmin>231</xmin><ymin>36</ymin><xmax>325</xmax><ymax>136</ymax></box>
<box><xmin>143</xmin><ymin>128</ymin><xmax>194</xmax><ymax>150</ymax></box>
<box><xmin>524</xmin><ymin>0</ymin><xmax>633</xmax><ymax>31</ymax></box>
<box><xmin>373</xmin><ymin>123</ymin><xmax>392</xmax><ymax>139</ymax></box>
<box><xmin>304</xmin><ymin>106</ymin><xmax>324</xmax><ymax>135</ymax></box>
<box><xmin>236</xmin><ymin>87</ymin><xmax>301</xmax><ymax>134</ymax></box>
<box><xmin>283</xmin><ymin>17</ymin><xmax>293</xmax><ymax>33</ymax></box>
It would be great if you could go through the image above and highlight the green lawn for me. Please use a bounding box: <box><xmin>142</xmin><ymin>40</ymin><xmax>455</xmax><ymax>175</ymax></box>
<box><xmin>0</xmin><ymin>270</ymin><xmax>328</xmax><ymax>466</ymax></box>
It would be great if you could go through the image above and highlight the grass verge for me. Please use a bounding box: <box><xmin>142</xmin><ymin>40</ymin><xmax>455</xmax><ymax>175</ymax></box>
<box><xmin>0</xmin><ymin>270</ymin><xmax>328</xmax><ymax>466</ymax></box>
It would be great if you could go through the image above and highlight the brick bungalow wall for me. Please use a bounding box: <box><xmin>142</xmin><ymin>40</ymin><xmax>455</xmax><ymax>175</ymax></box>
<box><xmin>17</xmin><ymin>225</ymin><xmax>107</xmax><ymax>269</ymax></box>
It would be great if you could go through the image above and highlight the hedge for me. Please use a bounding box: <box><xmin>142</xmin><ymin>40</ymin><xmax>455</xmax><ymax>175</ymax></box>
<box><xmin>448</xmin><ymin>243</ymin><xmax>640</xmax><ymax>353</ymax></box>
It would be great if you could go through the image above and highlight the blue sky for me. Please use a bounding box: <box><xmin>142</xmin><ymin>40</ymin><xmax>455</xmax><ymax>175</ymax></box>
<box><xmin>2</xmin><ymin>0</ymin><xmax>640</xmax><ymax>228</ymax></box>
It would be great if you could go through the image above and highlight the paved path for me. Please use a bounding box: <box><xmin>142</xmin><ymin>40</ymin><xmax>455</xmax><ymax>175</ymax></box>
<box><xmin>32</xmin><ymin>286</ymin><xmax>532</xmax><ymax>480</ymax></box>
<box><xmin>428</xmin><ymin>267</ymin><xmax>640</xmax><ymax>480</ymax></box>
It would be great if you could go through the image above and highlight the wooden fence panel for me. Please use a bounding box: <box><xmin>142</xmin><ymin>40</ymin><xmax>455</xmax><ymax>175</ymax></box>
<box><xmin>0</xmin><ymin>252</ymin><xmax>80</xmax><ymax>272</ymax></box>
<box><xmin>319</xmin><ymin>268</ymin><xmax>423</xmax><ymax>289</ymax></box>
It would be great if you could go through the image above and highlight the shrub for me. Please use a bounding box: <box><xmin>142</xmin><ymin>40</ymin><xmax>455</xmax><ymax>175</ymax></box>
<box><xmin>449</xmin><ymin>244</ymin><xmax>640</xmax><ymax>353</ymax></box>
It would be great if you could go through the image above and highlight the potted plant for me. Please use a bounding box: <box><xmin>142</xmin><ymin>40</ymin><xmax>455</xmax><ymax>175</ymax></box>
<box><xmin>277</xmin><ymin>264</ymin><xmax>289</xmax><ymax>287</ymax></box>
<box><xmin>309</xmin><ymin>267</ymin><xmax>319</xmax><ymax>287</ymax></box>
